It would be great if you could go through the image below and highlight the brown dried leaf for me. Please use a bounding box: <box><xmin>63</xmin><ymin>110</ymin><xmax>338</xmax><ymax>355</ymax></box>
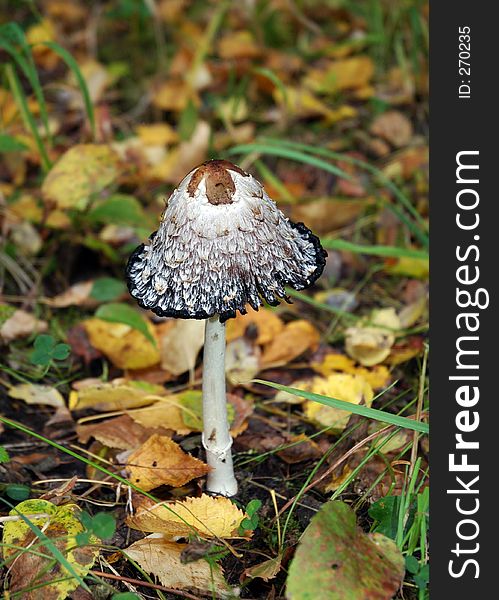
<box><xmin>159</xmin><ymin>319</ymin><xmax>205</xmax><ymax>375</ymax></box>
<box><xmin>77</xmin><ymin>415</ymin><xmax>172</xmax><ymax>450</ymax></box>
<box><xmin>69</xmin><ymin>379</ymin><xmax>165</xmax><ymax>412</ymax></box>
<box><xmin>261</xmin><ymin>320</ymin><xmax>321</xmax><ymax>367</ymax></box>
<box><xmin>370</xmin><ymin>110</ymin><xmax>413</xmax><ymax>148</ymax></box>
<box><xmin>0</xmin><ymin>309</ymin><xmax>48</xmax><ymax>342</ymax></box>
<box><xmin>126</xmin><ymin>434</ymin><xmax>210</xmax><ymax>491</ymax></box>
<box><xmin>226</xmin><ymin>306</ymin><xmax>284</xmax><ymax>345</ymax></box>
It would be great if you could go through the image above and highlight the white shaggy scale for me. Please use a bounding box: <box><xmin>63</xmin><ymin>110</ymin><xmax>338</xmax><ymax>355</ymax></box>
<box><xmin>126</xmin><ymin>162</ymin><xmax>326</xmax><ymax>321</ymax></box>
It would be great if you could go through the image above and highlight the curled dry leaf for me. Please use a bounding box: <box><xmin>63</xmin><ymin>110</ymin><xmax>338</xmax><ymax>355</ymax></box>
<box><xmin>244</xmin><ymin>555</ymin><xmax>282</xmax><ymax>582</ymax></box>
<box><xmin>0</xmin><ymin>307</ymin><xmax>48</xmax><ymax>342</ymax></box>
<box><xmin>125</xmin><ymin>535</ymin><xmax>233</xmax><ymax>597</ymax></box>
<box><xmin>226</xmin><ymin>306</ymin><xmax>284</xmax><ymax>345</ymax></box>
<box><xmin>83</xmin><ymin>318</ymin><xmax>160</xmax><ymax>370</ymax></box>
<box><xmin>345</xmin><ymin>308</ymin><xmax>401</xmax><ymax>366</ymax></box>
<box><xmin>261</xmin><ymin>320</ymin><xmax>321</xmax><ymax>367</ymax></box>
<box><xmin>8</xmin><ymin>383</ymin><xmax>65</xmax><ymax>408</ymax></box>
<box><xmin>44</xmin><ymin>281</ymin><xmax>95</xmax><ymax>308</ymax></box>
<box><xmin>127</xmin><ymin>494</ymin><xmax>247</xmax><ymax>539</ymax></box>
<box><xmin>273</xmin><ymin>86</ymin><xmax>357</xmax><ymax>122</ymax></box>
<box><xmin>42</xmin><ymin>144</ymin><xmax>119</xmax><ymax>210</ymax></box>
<box><xmin>69</xmin><ymin>378</ymin><xmax>165</xmax><ymax>411</ymax></box>
<box><xmin>126</xmin><ymin>434</ymin><xmax>210</xmax><ymax>491</ymax></box>
<box><xmin>303</xmin><ymin>374</ymin><xmax>374</xmax><ymax>431</ymax></box>
<box><xmin>76</xmin><ymin>415</ymin><xmax>172</xmax><ymax>450</ymax></box>
<box><xmin>276</xmin><ymin>433</ymin><xmax>322</xmax><ymax>464</ymax></box>
<box><xmin>159</xmin><ymin>319</ymin><xmax>205</xmax><ymax>375</ymax></box>
<box><xmin>225</xmin><ymin>337</ymin><xmax>261</xmax><ymax>386</ymax></box>
<box><xmin>128</xmin><ymin>395</ymin><xmax>193</xmax><ymax>435</ymax></box>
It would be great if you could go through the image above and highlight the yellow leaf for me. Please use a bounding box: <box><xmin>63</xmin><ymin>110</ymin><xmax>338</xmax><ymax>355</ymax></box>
<box><xmin>304</xmin><ymin>374</ymin><xmax>374</xmax><ymax>431</ymax></box>
<box><xmin>69</xmin><ymin>378</ymin><xmax>165</xmax><ymax>411</ymax></box>
<box><xmin>129</xmin><ymin>397</ymin><xmax>192</xmax><ymax>434</ymax></box>
<box><xmin>273</xmin><ymin>86</ymin><xmax>357</xmax><ymax>122</ymax></box>
<box><xmin>218</xmin><ymin>30</ymin><xmax>261</xmax><ymax>59</ymax></box>
<box><xmin>262</xmin><ymin>320</ymin><xmax>320</xmax><ymax>367</ymax></box>
<box><xmin>136</xmin><ymin>122</ymin><xmax>179</xmax><ymax>146</ymax></box>
<box><xmin>226</xmin><ymin>306</ymin><xmax>284</xmax><ymax>345</ymax></box>
<box><xmin>345</xmin><ymin>308</ymin><xmax>400</xmax><ymax>366</ymax></box>
<box><xmin>83</xmin><ymin>318</ymin><xmax>160</xmax><ymax>369</ymax></box>
<box><xmin>2</xmin><ymin>499</ymin><xmax>98</xmax><ymax>600</ymax></box>
<box><xmin>312</xmin><ymin>354</ymin><xmax>391</xmax><ymax>390</ymax></box>
<box><xmin>42</xmin><ymin>144</ymin><xmax>119</xmax><ymax>210</ymax></box>
<box><xmin>125</xmin><ymin>535</ymin><xmax>231</xmax><ymax>596</ymax></box>
<box><xmin>127</xmin><ymin>494</ymin><xmax>247</xmax><ymax>539</ymax></box>
<box><xmin>152</xmin><ymin>79</ymin><xmax>198</xmax><ymax>112</ymax></box>
<box><xmin>304</xmin><ymin>56</ymin><xmax>375</xmax><ymax>93</ymax></box>
<box><xmin>126</xmin><ymin>435</ymin><xmax>210</xmax><ymax>491</ymax></box>
<box><xmin>8</xmin><ymin>383</ymin><xmax>65</xmax><ymax>408</ymax></box>
<box><xmin>385</xmin><ymin>256</ymin><xmax>429</xmax><ymax>279</ymax></box>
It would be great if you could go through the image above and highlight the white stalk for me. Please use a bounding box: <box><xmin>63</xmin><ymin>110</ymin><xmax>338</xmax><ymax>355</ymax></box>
<box><xmin>202</xmin><ymin>315</ymin><xmax>238</xmax><ymax>496</ymax></box>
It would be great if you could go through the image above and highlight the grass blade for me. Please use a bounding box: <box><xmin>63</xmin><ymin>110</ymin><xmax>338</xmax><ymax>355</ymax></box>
<box><xmin>254</xmin><ymin>379</ymin><xmax>429</xmax><ymax>434</ymax></box>
<box><xmin>322</xmin><ymin>239</ymin><xmax>428</xmax><ymax>260</ymax></box>
<box><xmin>228</xmin><ymin>143</ymin><xmax>354</xmax><ymax>182</ymax></box>
<box><xmin>40</xmin><ymin>41</ymin><xmax>95</xmax><ymax>138</ymax></box>
<box><xmin>5</xmin><ymin>64</ymin><xmax>51</xmax><ymax>172</ymax></box>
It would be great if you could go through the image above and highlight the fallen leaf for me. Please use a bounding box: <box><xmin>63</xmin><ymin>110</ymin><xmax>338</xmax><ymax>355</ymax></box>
<box><xmin>2</xmin><ymin>499</ymin><xmax>98</xmax><ymax>600</ymax></box>
<box><xmin>225</xmin><ymin>337</ymin><xmax>261</xmax><ymax>386</ymax></box>
<box><xmin>276</xmin><ymin>434</ymin><xmax>322</xmax><ymax>464</ymax></box>
<box><xmin>384</xmin><ymin>256</ymin><xmax>429</xmax><ymax>279</ymax></box>
<box><xmin>127</xmin><ymin>494</ymin><xmax>246</xmax><ymax>539</ymax></box>
<box><xmin>370</xmin><ymin>110</ymin><xmax>413</xmax><ymax>148</ymax></box>
<box><xmin>125</xmin><ymin>535</ymin><xmax>232</xmax><ymax>596</ymax></box>
<box><xmin>159</xmin><ymin>319</ymin><xmax>205</xmax><ymax>375</ymax></box>
<box><xmin>42</xmin><ymin>144</ymin><xmax>119</xmax><ymax>210</ymax></box>
<box><xmin>273</xmin><ymin>86</ymin><xmax>357</xmax><ymax>122</ymax></box>
<box><xmin>226</xmin><ymin>306</ymin><xmax>284</xmax><ymax>345</ymax></box>
<box><xmin>345</xmin><ymin>308</ymin><xmax>400</xmax><ymax>366</ymax></box>
<box><xmin>83</xmin><ymin>318</ymin><xmax>160</xmax><ymax>370</ymax></box>
<box><xmin>245</xmin><ymin>555</ymin><xmax>282</xmax><ymax>582</ymax></box>
<box><xmin>44</xmin><ymin>281</ymin><xmax>95</xmax><ymax>308</ymax></box>
<box><xmin>136</xmin><ymin>122</ymin><xmax>179</xmax><ymax>146</ymax></box>
<box><xmin>286</xmin><ymin>501</ymin><xmax>405</xmax><ymax>600</ymax></box>
<box><xmin>385</xmin><ymin>336</ymin><xmax>425</xmax><ymax>365</ymax></box>
<box><xmin>290</xmin><ymin>198</ymin><xmax>372</xmax><ymax>235</ymax></box>
<box><xmin>69</xmin><ymin>379</ymin><xmax>165</xmax><ymax>411</ymax></box>
<box><xmin>304</xmin><ymin>56</ymin><xmax>375</xmax><ymax>93</ymax></box>
<box><xmin>261</xmin><ymin>320</ymin><xmax>321</xmax><ymax>367</ymax></box>
<box><xmin>152</xmin><ymin>79</ymin><xmax>198</xmax><ymax>112</ymax></box>
<box><xmin>77</xmin><ymin>415</ymin><xmax>172</xmax><ymax>450</ymax></box>
<box><xmin>304</xmin><ymin>374</ymin><xmax>374</xmax><ymax>431</ymax></box>
<box><xmin>128</xmin><ymin>395</ymin><xmax>193</xmax><ymax>435</ymax></box>
<box><xmin>218</xmin><ymin>30</ymin><xmax>261</xmax><ymax>59</ymax></box>
<box><xmin>126</xmin><ymin>434</ymin><xmax>210</xmax><ymax>490</ymax></box>
<box><xmin>8</xmin><ymin>383</ymin><xmax>65</xmax><ymax>408</ymax></box>
<box><xmin>312</xmin><ymin>354</ymin><xmax>391</xmax><ymax>390</ymax></box>
<box><xmin>0</xmin><ymin>307</ymin><xmax>48</xmax><ymax>341</ymax></box>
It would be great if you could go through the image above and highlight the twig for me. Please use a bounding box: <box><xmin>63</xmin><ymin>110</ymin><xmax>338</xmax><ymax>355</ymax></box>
<box><xmin>88</xmin><ymin>570</ymin><xmax>203</xmax><ymax>599</ymax></box>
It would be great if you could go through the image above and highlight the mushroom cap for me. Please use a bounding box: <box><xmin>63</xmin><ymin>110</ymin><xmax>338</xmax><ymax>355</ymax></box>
<box><xmin>126</xmin><ymin>160</ymin><xmax>327</xmax><ymax>322</ymax></box>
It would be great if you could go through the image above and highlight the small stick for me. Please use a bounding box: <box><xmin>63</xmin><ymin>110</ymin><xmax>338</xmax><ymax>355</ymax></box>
<box><xmin>88</xmin><ymin>570</ymin><xmax>202</xmax><ymax>599</ymax></box>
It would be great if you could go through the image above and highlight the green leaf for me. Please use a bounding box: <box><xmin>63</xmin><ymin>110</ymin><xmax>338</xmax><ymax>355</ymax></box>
<box><xmin>405</xmin><ymin>555</ymin><xmax>420</xmax><ymax>574</ymax></box>
<box><xmin>179</xmin><ymin>98</ymin><xmax>199</xmax><ymax>141</ymax></box>
<box><xmin>34</xmin><ymin>334</ymin><xmax>55</xmax><ymax>352</ymax></box>
<box><xmin>246</xmin><ymin>499</ymin><xmax>262</xmax><ymax>517</ymax></box>
<box><xmin>369</xmin><ymin>496</ymin><xmax>402</xmax><ymax>539</ymax></box>
<box><xmin>0</xmin><ymin>133</ymin><xmax>28</xmax><ymax>152</ymax></box>
<box><xmin>52</xmin><ymin>343</ymin><xmax>71</xmax><ymax>360</ymax></box>
<box><xmin>112</xmin><ymin>594</ymin><xmax>141</xmax><ymax>600</ymax></box>
<box><xmin>255</xmin><ymin>380</ymin><xmax>429</xmax><ymax>434</ymax></box>
<box><xmin>88</xmin><ymin>194</ymin><xmax>150</xmax><ymax>227</ymax></box>
<box><xmin>286</xmin><ymin>501</ymin><xmax>405</xmax><ymax>600</ymax></box>
<box><xmin>95</xmin><ymin>303</ymin><xmax>156</xmax><ymax>346</ymax></box>
<box><xmin>5</xmin><ymin>484</ymin><xmax>30</xmax><ymax>501</ymax></box>
<box><xmin>90</xmin><ymin>512</ymin><xmax>116</xmax><ymax>539</ymax></box>
<box><xmin>321</xmin><ymin>239</ymin><xmax>428</xmax><ymax>261</ymax></box>
<box><xmin>90</xmin><ymin>277</ymin><xmax>126</xmax><ymax>302</ymax></box>
<box><xmin>0</xmin><ymin>446</ymin><xmax>10</xmax><ymax>463</ymax></box>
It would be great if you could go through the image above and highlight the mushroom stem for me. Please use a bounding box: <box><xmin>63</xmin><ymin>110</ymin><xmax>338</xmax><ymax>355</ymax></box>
<box><xmin>202</xmin><ymin>315</ymin><xmax>238</xmax><ymax>497</ymax></box>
